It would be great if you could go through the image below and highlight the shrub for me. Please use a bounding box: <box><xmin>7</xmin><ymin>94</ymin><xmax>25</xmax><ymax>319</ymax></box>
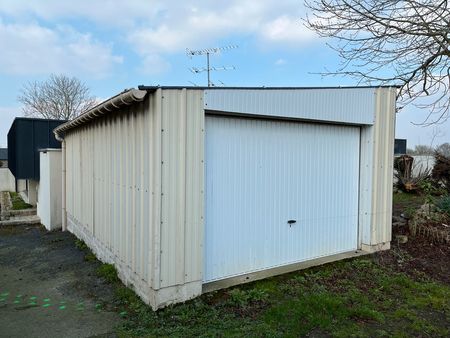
<box><xmin>394</xmin><ymin>155</ymin><xmax>431</xmax><ymax>193</ymax></box>
<box><xmin>432</xmin><ymin>152</ymin><xmax>450</xmax><ymax>193</ymax></box>
<box><xmin>435</xmin><ymin>196</ymin><xmax>450</xmax><ymax>217</ymax></box>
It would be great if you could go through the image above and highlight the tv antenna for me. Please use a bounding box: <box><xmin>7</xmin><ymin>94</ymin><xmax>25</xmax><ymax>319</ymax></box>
<box><xmin>186</xmin><ymin>45</ymin><xmax>238</xmax><ymax>87</ymax></box>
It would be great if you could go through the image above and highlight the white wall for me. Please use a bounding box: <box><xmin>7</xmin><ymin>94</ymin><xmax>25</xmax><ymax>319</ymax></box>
<box><xmin>37</xmin><ymin>150</ymin><xmax>62</xmax><ymax>230</ymax></box>
<box><xmin>0</xmin><ymin>168</ymin><xmax>15</xmax><ymax>191</ymax></box>
<box><xmin>19</xmin><ymin>180</ymin><xmax>38</xmax><ymax>206</ymax></box>
<box><xmin>412</xmin><ymin>155</ymin><xmax>435</xmax><ymax>176</ymax></box>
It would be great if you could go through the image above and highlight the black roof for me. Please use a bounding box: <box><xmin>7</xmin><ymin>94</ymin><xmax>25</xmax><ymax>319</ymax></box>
<box><xmin>0</xmin><ymin>148</ymin><xmax>7</xmax><ymax>160</ymax></box>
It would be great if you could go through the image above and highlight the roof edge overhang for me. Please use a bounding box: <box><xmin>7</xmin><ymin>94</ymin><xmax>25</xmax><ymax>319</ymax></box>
<box><xmin>138</xmin><ymin>85</ymin><xmax>400</xmax><ymax>91</ymax></box>
<box><xmin>54</xmin><ymin>88</ymin><xmax>147</xmax><ymax>140</ymax></box>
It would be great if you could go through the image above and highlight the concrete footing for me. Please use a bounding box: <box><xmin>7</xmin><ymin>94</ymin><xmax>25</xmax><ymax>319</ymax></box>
<box><xmin>203</xmin><ymin>243</ymin><xmax>391</xmax><ymax>294</ymax></box>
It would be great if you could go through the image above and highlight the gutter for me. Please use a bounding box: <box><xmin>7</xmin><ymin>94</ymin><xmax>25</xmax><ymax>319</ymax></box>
<box><xmin>53</xmin><ymin>88</ymin><xmax>147</xmax><ymax>231</ymax></box>
<box><xmin>54</xmin><ymin>88</ymin><xmax>147</xmax><ymax>138</ymax></box>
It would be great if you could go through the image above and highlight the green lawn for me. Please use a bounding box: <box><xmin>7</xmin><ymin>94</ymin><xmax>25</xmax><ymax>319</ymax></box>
<box><xmin>392</xmin><ymin>192</ymin><xmax>425</xmax><ymax>205</ymax></box>
<box><xmin>9</xmin><ymin>192</ymin><xmax>33</xmax><ymax>210</ymax></box>
<box><xmin>108</xmin><ymin>256</ymin><xmax>449</xmax><ymax>337</ymax></box>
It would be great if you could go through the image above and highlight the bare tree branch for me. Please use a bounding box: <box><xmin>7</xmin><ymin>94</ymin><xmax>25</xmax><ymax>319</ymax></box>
<box><xmin>18</xmin><ymin>74</ymin><xmax>97</xmax><ymax>120</ymax></box>
<box><xmin>304</xmin><ymin>0</ymin><xmax>450</xmax><ymax>124</ymax></box>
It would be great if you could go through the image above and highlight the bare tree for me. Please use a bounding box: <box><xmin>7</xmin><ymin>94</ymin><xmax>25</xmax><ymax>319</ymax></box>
<box><xmin>18</xmin><ymin>74</ymin><xmax>97</xmax><ymax>120</ymax></box>
<box><xmin>436</xmin><ymin>142</ymin><xmax>450</xmax><ymax>157</ymax></box>
<box><xmin>304</xmin><ymin>0</ymin><xmax>450</xmax><ymax>124</ymax></box>
<box><xmin>410</xmin><ymin>144</ymin><xmax>434</xmax><ymax>155</ymax></box>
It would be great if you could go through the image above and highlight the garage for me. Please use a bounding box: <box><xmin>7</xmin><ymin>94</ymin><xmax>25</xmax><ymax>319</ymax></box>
<box><xmin>54</xmin><ymin>86</ymin><xmax>396</xmax><ymax>309</ymax></box>
<box><xmin>204</xmin><ymin>116</ymin><xmax>360</xmax><ymax>282</ymax></box>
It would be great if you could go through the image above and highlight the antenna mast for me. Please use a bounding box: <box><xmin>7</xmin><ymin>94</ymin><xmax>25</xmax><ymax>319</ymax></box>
<box><xmin>186</xmin><ymin>45</ymin><xmax>238</xmax><ymax>87</ymax></box>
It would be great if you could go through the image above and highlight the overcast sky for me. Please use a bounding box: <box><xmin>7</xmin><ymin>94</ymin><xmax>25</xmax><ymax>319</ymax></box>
<box><xmin>0</xmin><ymin>0</ymin><xmax>448</xmax><ymax>148</ymax></box>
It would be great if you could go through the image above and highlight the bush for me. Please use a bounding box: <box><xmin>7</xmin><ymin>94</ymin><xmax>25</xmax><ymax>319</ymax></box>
<box><xmin>435</xmin><ymin>196</ymin><xmax>450</xmax><ymax>217</ymax></box>
<box><xmin>394</xmin><ymin>155</ymin><xmax>431</xmax><ymax>193</ymax></box>
<box><xmin>432</xmin><ymin>152</ymin><xmax>450</xmax><ymax>193</ymax></box>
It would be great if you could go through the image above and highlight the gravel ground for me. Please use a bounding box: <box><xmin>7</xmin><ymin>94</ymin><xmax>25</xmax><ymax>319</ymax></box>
<box><xmin>0</xmin><ymin>224</ymin><xmax>122</xmax><ymax>338</ymax></box>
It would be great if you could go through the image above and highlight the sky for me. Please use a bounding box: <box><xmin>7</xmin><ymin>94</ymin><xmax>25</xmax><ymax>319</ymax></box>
<box><xmin>0</xmin><ymin>0</ymin><xmax>448</xmax><ymax>148</ymax></box>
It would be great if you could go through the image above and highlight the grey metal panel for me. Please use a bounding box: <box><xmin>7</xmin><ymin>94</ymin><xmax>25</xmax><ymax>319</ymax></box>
<box><xmin>159</xmin><ymin>89</ymin><xmax>205</xmax><ymax>288</ymax></box>
<box><xmin>358</xmin><ymin>87</ymin><xmax>396</xmax><ymax>247</ymax></box>
<box><xmin>204</xmin><ymin>88</ymin><xmax>376</xmax><ymax>125</ymax></box>
<box><xmin>64</xmin><ymin>99</ymin><xmax>158</xmax><ymax>288</ymax></box>
<box><xmin>371</xmin><ymin>88</ymin><xmax>396</xmax><ymax>244</ymax></box>
<box><xmin>204</xmin><ymin>116</ymin><xmax>360</xmax><ymax>282</ymax></box>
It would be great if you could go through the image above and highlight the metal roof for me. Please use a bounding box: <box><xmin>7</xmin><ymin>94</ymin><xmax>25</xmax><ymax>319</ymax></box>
<box><xmin>138</xmin><ymin>85</ymin><xmax>400</xmax><ymax>91</ymax></box>
<box><xmin>55</xmin><ymin>85</ymin><xmax>399</xmax><ymax>137</ymax></box>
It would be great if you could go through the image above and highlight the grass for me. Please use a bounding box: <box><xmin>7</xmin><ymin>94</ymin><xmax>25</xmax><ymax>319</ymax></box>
<box><xmin>69</xmin><ymin>196</ymin><xmax>448</xmax><ymax>337</ymax></box>
<box><xmin>97</xmin><ymin>264</ymin><xmax>120</xmax><ymax>283</ymax></box>
<box><xmin>108</xmin><ymin>257</ymin><xmax>450</xmax><ymax>337</ymax></box>
<box><xmin>9</xmin><ymin>192</ymin><xmax>32</xmax><ymax>210</ymax></box>
<box><xmin>392</xmin><ymin>191</ymin><xmax>425</xmax><ymax>205</ymax></box>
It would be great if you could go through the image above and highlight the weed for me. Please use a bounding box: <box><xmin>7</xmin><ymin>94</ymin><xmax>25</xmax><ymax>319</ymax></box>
<box><xmin>403</xmin><ymin>205</ymin><xmax>417</xmax><ymax>219</ymax></box>
<box><xmin>436</xmin><ymin>195</ymin><xmax>450</xmax><ymax>216</ymax></box>
<box><xmin>227</xmin><ymin>288</ymin><xmax>269</xmax><ymax>308</ymax></box>
<box><xmin>113</xmin><ymin>254</ymin><xmax>450</xmax><ymax>337</ymax></box>
<box><xmin>97</xmin><ymin>264</ymin><xmax>119</xmax><ymax>284</ymax></box>
<box><xmin>9</xmin><ymin>192</ymin><xmax>32</xmax><ymax>210</ymax></box>
<box><xmin>84</xmin><ymin>252</ymin><xmax>97</xmax><ymax>262</ymax></box>
<box><xmin>75</xmin><ymin>239</ymin><xmax>88</xmax><ymax>250</ymax></box>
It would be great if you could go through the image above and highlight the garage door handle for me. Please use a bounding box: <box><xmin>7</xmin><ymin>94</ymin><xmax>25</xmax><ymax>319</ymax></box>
<box><xmin>287</xmin><ymin>220</ymin><xmax>296</xmax><ymax>227</ymax></box>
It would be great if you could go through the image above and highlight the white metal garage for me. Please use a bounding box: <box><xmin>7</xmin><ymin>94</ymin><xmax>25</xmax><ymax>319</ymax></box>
<box><xmin>54</xmin><ymin>86</ymin><xmax>396</xmax><ymax>309</ymax></box>
<box><xmin>204</xmin><ymin>116</ymin><xmax>360</xmax><ymax>282</ymax></box>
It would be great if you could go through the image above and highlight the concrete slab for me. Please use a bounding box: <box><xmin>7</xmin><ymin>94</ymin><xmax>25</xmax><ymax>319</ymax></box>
<box><xmin>0</xmin><ymin>215</ymin><xmax>41</xmax><ymax>226</ymax></box>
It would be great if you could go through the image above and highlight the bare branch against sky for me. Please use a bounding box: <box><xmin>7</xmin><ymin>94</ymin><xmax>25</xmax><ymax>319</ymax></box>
<box><xmin>18</xmin><ymin>74</ymin><xmax>97</xmax><ymax>120</ymax></box>
<box><xmin>304</xmin><ymin>0</ymin><xmax>450</xmax><ymax>124</ymax></box>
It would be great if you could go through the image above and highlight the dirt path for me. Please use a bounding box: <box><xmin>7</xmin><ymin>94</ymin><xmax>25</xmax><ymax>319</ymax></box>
<box><xmin>0</xmin><ymin>224</ymin><xmax>121</xmax><ymax>338</ymax></box>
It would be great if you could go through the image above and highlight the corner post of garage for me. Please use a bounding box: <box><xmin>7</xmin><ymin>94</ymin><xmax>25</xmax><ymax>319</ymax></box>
<box><xmin>54</xmin><ymin>129</ymin><xmax>67</xmax><ymax>231</ymax></box>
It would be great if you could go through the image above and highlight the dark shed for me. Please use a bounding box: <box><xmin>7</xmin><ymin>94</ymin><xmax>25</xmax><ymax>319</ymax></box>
<box><xmin>7</xmin><ymin>118</ymin><xmax>66</xmax><ymax>180</ymax></box>
<box><xmin>394</xmin><ymin>139</ymin><xmax>407</xmax><ymax>156</ymax></box>
<box><xmin>0</xmin><ymin>148</ymin><xmax>7</xmax><ymax>160</ymax></box>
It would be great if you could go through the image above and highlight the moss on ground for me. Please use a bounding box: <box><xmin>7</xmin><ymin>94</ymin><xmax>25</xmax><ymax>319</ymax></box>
<box><xmin>9</xmin><ymin>192</ymin><xmax>32</xmax><ymax>210</ymax></box>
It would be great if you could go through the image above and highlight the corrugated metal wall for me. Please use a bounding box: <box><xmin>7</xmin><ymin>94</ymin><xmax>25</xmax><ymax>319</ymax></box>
<box><xmin>204</xmin><ymin>88</ymin><xmax>376</xmax><ymax>125</ymax></box>
<box><xmin>159</xmin><ymin>89</ymin><xmax>205</xmax><ymax>288</ymax></box>
<box><xmin>64</xmin><ymin>89</ymin><xmax>205</xmax><ymax>301</ymax></box>
<box><xmin>370</xmin><ymin>88</ymin><xmax>396</xmax><ymax>244</ymax></box>
<box><xmin>204</xmin><ymin>116</ymin><xmax>360</xmax><ymax>282</ymax></box>
<box><xmin>63</xmin><ymin>86</ymin><xmax>395</xmax><ymax>306</ymax></box>
<box><xmin>65</xmin><ymin>99</ymin><xmax>160</xmax><ymax>286</ymax></box>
